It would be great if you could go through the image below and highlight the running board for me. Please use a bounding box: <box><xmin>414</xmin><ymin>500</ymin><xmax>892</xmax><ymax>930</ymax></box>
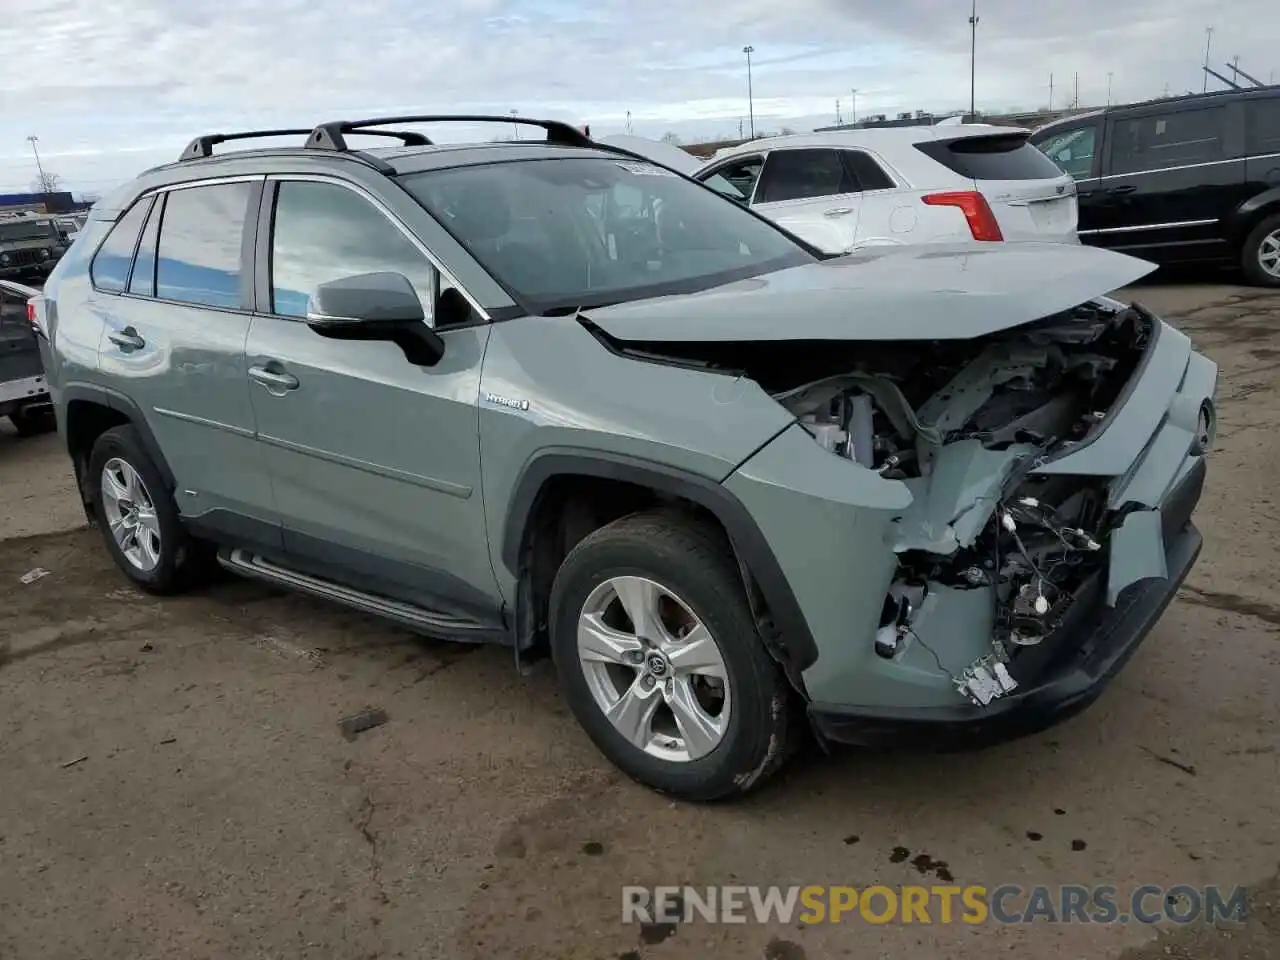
<box><xmin>218</xmin><ymin>548</ymin><xmax>492</xmax><ymax>637</ymax></box>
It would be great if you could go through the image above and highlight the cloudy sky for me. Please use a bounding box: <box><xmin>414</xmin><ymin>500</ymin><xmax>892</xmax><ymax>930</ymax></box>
<box><xmin>2</xmin><ymin>0</ymin><xmax>1277</xmax><ymax>195</ymax></box>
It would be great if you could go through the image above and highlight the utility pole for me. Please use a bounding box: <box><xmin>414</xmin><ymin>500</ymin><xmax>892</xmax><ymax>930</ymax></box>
<box><xmin>1203</xmin><ymin>27</ymin><xmax>1214</xmax><ymax>93</ymax></box>
<box><xmin>969</xmin><ymin>0</ymin><xmax>979</xmax><ymax>119</ymax></box>
<box><xmin>1073</xmin><ymin>72</ymin><xmax>1079</xmax><ymax>109</ymax></box>
<box><xmin>738</xmin><ymin>118</ymin><xmax>744</xmax><ymax>140</ymax></box>
<box><xmin>743</xmin><ymin>46</ymin><xmax>756</xmax><ymax>139</ymax></box>
<box><xmin>1163</xmin><ymin>81</ymin><xmax>1171</xmax><ymax>98</ymax></box>
<box><xmin>851</xmin><ymin>88</ymin><xmax>858</xmax><ymax>124</ymax></box>
<box><xmin>1230</xmin><ymin>55</ymin><xmax>1241</xmax><ymax>84</ymax></box>
<box><xmin>836</xmin><ymin>99</ymin><xmax>842</xmax><ymax>125</ymax></box>
<box><xmin>625</xmin><ymin>110</ymin><xmax>633</xmax><ymax>135</ymax></box>
<box><xmin>1048</xmin><ymin>73</ymin><xmax>1054</xmax><ymax>110</ymax></box>
<box><xmin>1106</xmin><ymin>72</ymin><xmax>1113</xmax><ymax>106</ymax></box>
<box><xmin>27</xmin><ymin>135</ymin><xmax>47</xmax><ymax>192</ymax></box>
<box><xmin>510</xmin><ymin>109</ymin><xmax>520</xmax><ymax>140</ymax></box>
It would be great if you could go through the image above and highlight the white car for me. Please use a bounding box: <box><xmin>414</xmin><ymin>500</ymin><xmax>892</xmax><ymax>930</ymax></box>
<box><xmin>603</xmin><ymin>126</ymin><xmax>1079</xmax><ymax>255</ymax></box>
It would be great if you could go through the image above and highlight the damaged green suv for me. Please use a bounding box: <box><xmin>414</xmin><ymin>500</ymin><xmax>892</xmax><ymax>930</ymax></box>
<box><xmin>32</xmin><ymin>116</ymin><xmax>1216</xmax><ymax>799</ymax></box>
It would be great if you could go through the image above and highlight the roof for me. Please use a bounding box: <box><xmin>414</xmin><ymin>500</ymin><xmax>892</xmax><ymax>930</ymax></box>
<box><xmin>708</xmin><ymin>123</ymin><xmax>1031</xmax><ymax>159</ymax></box>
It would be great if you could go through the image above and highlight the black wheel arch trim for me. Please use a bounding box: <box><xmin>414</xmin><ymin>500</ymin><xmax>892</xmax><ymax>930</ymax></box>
<box><xmin>61</xmin><ymin>382</ymin><xmax>177</xmax><ymax>491</ymax></box>
<box><xmin>502</xmin><ymin>448</ymin><xmax>819</xmax><ymax>676</ymax></box>
<box><xmin>1229</xmin><ymin>188</ymin><xmax>1280</xmax><ymax>239</ymax></box>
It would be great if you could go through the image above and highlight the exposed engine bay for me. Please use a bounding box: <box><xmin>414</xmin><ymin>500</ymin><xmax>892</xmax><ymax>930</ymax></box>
<box><xmin>610</xmin><ymin>297</ymin><xmax>1155</xmax><ymax>706</ymax></box>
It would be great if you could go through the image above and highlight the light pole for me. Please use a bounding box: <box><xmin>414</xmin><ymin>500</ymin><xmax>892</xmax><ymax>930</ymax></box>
<box><xmin>1202</xmin><ymin>26</ymin><xmax>1214</xmax><ymax>93</ymax></box>
<box><xmin>510</xmin><ymin>109</ymin><xmax>519</xmax><ymax>140</ymax></box>
<box><xmin>743</xmin><ymin>45</ymin><xmax>755</xmax><ymax>139</ymax></box>
<box><xmin>850</xmin><ymin>88</ymin><xmax>858</xmax><ymax>124</ymax></box>
<box><xmin>968</xmin><ymin>0</ymin><xmax>979</xmax><ymax>119</ymax></box>
<box><xmin>27</xmin><ymin>135</ymin><xmax>47</xmax><ymax>192</ymax></box>
<box><xmin>1106</xmin><ymin>72</ymin><xmax>1113</xmax><ymax>106</ymax></box>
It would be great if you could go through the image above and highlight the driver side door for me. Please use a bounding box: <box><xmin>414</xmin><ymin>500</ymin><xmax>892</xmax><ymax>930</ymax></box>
<box><xmin>244</xmin><ymin>175</ymin><xmax>503</xmax><ymax>625</ymax></box>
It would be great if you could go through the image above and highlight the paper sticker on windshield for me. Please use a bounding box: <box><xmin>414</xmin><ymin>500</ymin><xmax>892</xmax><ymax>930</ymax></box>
<box><xmin>614</xmin><ymin>161</ymin><xmax>677</xmax><ymax>177</ymax></box>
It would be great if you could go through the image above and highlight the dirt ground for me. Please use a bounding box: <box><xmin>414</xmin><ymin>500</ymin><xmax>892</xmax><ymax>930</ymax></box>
<box><xmin>2</xmin><ymin>277</ymin><xmax>1279</xmax><ymax>960</ymax></box>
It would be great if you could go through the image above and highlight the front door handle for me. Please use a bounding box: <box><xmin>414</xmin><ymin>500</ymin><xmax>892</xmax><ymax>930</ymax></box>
<box><xmin>248</xmin><ymin>364</ymin><xmax>300</xmax><ymax>394</ymax></box>
<box><xmin>107</xmin><ymin>327</ymin><xmax>145</xmax><ymax>351</ymax></box>
<box><xmin>823</xmin><ymin>207</ymin><xmax>855</xmax><ymax>217</ymax></box>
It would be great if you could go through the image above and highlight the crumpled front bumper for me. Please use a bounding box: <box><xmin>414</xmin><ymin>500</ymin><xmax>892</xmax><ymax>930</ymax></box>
<box><xmin>808</xmin><ymin>458</ymin><xmax>1205</xmax><ymax>749</ymax></box>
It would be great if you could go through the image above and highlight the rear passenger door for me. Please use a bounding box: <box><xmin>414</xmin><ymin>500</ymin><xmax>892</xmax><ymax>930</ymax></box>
<box><xmin>751</xmin><ymin>148</ymin><xmax>862</xmax><ymax>253</ymax></box>
<box><xmin>243</xmin><ymin>176</ymin><xmax>502</xmax><ymax>623</ymax></box>
<box><xmin>93</xmin><ymin>178</ymin><xmax>280</xmax><ymax>544</ymax></box>
<box><xmin>1091</xmin><ymin>103</ymin><xmax>1242</xmax><ymax>260</ymax></box>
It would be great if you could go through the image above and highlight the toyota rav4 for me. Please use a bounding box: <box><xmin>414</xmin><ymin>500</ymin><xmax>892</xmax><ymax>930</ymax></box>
<box><xmin>30</xmin><ymin>116</ymin><xmax>1216</xmax><ymax>799</ymax></box>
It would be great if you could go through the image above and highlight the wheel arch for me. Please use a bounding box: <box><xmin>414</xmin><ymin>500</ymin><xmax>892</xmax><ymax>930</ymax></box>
<box><xmin>502</xmin><ymin>449</ymin><xmax>818</xmax><ymax>686</ymax></box>
<box><xmin>1227</xmin><ymin>188</ymin><xmax>1280</xmax><ymax>245</ymax></box>
<box><xmin>62</xmin><ymin>384</ymin><xmax>176</xmax><ymax>517</ymax></box>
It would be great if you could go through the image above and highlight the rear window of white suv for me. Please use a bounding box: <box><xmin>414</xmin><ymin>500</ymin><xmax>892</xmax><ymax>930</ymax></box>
<box><xmin>915</xmin><ymin>133</ymin><xmax>1066</xmax><ymax>181</ymax></box>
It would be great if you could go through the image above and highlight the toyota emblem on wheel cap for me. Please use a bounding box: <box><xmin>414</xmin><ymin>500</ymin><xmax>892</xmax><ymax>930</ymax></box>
<box><xmin>646</xmin><ymin>653</ymin><xmax>668</xmax><ymax>677</ymax></box>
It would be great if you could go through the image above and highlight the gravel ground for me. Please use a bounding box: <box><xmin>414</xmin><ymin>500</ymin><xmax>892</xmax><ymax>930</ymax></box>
<box><xmin>1</xmin><ymin>278</ymin><xmax>1278</xmax><ymax>960</ymax></box>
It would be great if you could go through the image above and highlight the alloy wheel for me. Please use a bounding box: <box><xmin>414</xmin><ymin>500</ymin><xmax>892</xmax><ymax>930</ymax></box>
<box><xmin>1259</xmin><ymin>228</ymin><xmax>1280</xmax><ymax>280</ymax></box>
<box><xmin>576</xmin><ymin>575</ymin><xmax>731</xmax><ymax>762</ymax></box>
<box><xmin>100</xmin><ymin>457</ymin><xmax>162</xmax><ymax>572</ymax></box>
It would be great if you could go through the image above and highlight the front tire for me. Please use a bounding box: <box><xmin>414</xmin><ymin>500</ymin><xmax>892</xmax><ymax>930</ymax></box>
<box><xmin>549</xmin><ymin>510</ymin><xmax>795</xmax><ymax>800</ymax></box>
<box><xmin>1241</xmin><ymin>212</ymin><xmax>1280</xmax><ymax>287</ymax></box>
<box><xmin>88</xmin><ymin>425</ymin><xmax>212</xmax><ymax>595</ymax></box>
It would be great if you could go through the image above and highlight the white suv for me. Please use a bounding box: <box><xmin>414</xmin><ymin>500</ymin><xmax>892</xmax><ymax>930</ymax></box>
<box><xmin>608</xmin><ymin>126</ymin><xmax>1079</xmax><ymax>255</ymax></box>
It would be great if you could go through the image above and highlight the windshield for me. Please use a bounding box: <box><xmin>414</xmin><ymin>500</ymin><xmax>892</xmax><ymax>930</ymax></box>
<box><xmin>402</xmin><ymin>157</ymin><xmax>813</xmax><ymax>313</ymax></box>
<box><xmin>0</xmin><ymin>221</ymin><xmax>56</xmax><ymax>242</ymax></box>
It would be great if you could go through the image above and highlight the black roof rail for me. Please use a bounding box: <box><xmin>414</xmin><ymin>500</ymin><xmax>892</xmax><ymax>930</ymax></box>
<box><xmin>178</xmin><ymin>129</ymin><xmax>317</xmax><ymax>162</ymax></box>
<box><xmin>307</xmin><ymin>114</ymin><xmax>591</xmax><ymax>152</ymax></box>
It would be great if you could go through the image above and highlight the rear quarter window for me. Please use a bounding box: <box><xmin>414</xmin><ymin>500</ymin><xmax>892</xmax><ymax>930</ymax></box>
<box><xmin>1108</xmin><ymin>105</ymin><xmax>1227</xmax><ymax>175</ymax></box>
<box><xmin>915</xmin><ymin>134</ymin><xmax>1066</xmax><ymax>181</ymax></box>
<box><xmin>89</xmin><ymin>197</ymin><xmax>153</xmax><ymax>293</ymax></box>
<box><xmin>1245</xmin><ymin>97</ymin><xmax>1280</xmax><ymax>156</ymax></box>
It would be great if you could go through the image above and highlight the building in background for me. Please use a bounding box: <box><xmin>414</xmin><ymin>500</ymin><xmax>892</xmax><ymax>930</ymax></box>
<box><xmin>0</xmin><ymin>191</ymin><xmax>85</xmax><ymax>215</ymax></box>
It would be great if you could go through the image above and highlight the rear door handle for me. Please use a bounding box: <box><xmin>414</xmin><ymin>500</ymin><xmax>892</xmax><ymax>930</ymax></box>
<box><xmin>1106</xmin><ymin>185</ymin><xmax>1137</xmax><ymax>196</ymax></box>
<box><xmin>107</xmin><ymin>327</ymin><xmax>145</xmax><ymax>351</ymax></box>
<box><xmin>823</xmin><ymin>207</ymin><xmax>855</xmax><ymax>218</ymax></box>
<box><xmin>248</xmin><ymin>364</ymin><xmax>300</xmax><ymax>394</ymax></box>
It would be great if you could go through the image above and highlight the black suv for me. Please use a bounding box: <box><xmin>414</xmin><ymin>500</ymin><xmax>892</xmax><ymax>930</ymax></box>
<box><xmin>1030</xmin><ymin>86</ymin><xmax>1280</xmax><ymax>285</ymax></box>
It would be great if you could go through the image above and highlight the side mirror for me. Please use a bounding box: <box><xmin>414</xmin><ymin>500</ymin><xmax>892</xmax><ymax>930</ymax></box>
<box><xmin>305</xmin><ymin>271</ymin><xmax>445</xmax><ymax>366</ymax></box>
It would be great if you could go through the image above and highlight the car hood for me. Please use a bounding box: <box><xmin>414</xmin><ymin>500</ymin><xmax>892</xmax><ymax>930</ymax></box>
<box><xmin>584</xmin><ymin>242</ymin><xmax>1157</xmax><ymax>343</ymax></box>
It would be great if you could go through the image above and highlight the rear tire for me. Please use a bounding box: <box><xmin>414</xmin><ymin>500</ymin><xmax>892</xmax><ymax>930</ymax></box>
<box><xmin>88</xmin><ymin>425</ymin><xmax>213</xmax><ymax>595</ymax></box>
<box><xmin>1241</xmin><ymin>212</ymin><xmax>1280</xmax><ymax>288</ymax></box>
<box><xmin>9</xmin><ymin>406</ymin><xmax>56</xmax><ymax>437</ymax></box>
<box><xmin>549</xmin><ymin>509</ymin><xmax>795</xmax><ymax>801</ymax></box>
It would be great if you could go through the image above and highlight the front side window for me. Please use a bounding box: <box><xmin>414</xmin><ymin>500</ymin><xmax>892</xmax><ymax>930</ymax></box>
<box><xmin>403</xmin><ymin>157</ymin><xmax>811</xmax><ymax>314</ymax></box>
<box><xmin>1109</xmin><ymin>106</ymin><xmax>1227</xmax><ymax>175</ymax></box>
<box><xmin>698</xmin><ymin>155</ymin><xmax>765</xmax><ymax>202</ymax></box>
<box><xmin>1033</xmin><ymin>124</ymin><xmax>1099</xmax><ymax>180</ymax></box>
<box><xmin>270</xmin><ymin>180</ymin><xmax>439</xmax><ymax>320</ymax></box>
<box><xmin>755</xmin><ymin>149</ymin><xmax>856</xmax><ymax>204</ymax></box>
<box><xmin>90</xmin><ymin>197</ymin><xmax>152</xmax><ymax>293</ymax></box>
<box><xmin>155</xmin><ymin>182</ymin><xmax>252</xmax><ymax>309</ymax></box>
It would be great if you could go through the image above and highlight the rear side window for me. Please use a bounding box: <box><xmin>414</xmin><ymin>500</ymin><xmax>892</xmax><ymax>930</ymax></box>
<box><xmin>1109</xmin><ymin>106</ymin><xmax>1227</xmax><ymax>175</ymax></box>
<box><xmin>755</xmin><ymin>149</ymin><xmax>856</xmax><ymax>203</ymax></box>
<box><xmin>1245</xmin><ymin>97</ymin><xmax>1280</xmax><ymax>156</ymax></box>
<box><xmin>155</xmin><ymin>182</ymin><xmax>252</xmax><ymax>309</ymax></box>
<box><xmin>89</xmin><ymin>197</ymin><xmax>152</xmax><ymax>293</ymax></box>
<box><xmin>128</xmin><ymin>196</ymin><xmax>163</xmax><ymax>297</ymax></box>
<box><xmin>915</xmin><ymin>134</ymin><xmax>1065</xmax><ymax>181</ymax></box>
<box><xmin>842</xmin><ymin>151</ymin><xmax>896</xmax><ymax>190</ymax></box>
